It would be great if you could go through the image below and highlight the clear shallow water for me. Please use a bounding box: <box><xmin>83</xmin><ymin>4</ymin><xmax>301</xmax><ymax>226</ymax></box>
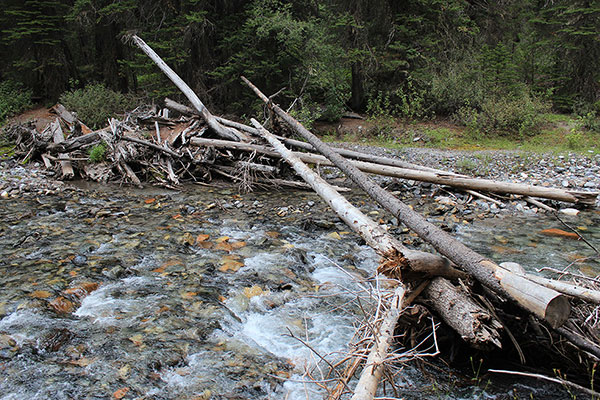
<box><xmin>0</xmin><ymin>184</ymin><xmax>597</xmax><ymax>399</ymax></box>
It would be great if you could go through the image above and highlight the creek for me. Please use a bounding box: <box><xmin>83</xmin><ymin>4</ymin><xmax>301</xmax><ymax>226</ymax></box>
<box><xmin>0</xmin><ymin>182</ymin><xmax>598</xmax><ymax>399</ymax></box>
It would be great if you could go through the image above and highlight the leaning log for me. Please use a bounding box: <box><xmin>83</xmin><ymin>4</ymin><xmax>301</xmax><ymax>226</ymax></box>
<box><xmin>249</xmin><ymin>119</ymin><xmax>462</xmax><ymax>279</ymax></box>
<box><xmin>241</xmin><ymin>76</ymin><xmax>572</xmax><ymax>330</ymax></box>
<box><xmin>250</xmin><ymin>118</ymin><xmax>502</xmax><ymax>395</ymax></box>
<box><xmin>130</xmin><ymin>35</ymin><xmax>247</xmax><ymax>142</ymax></box>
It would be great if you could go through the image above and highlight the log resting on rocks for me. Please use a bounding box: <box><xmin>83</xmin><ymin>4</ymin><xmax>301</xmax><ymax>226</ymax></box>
<box><xmin>242</xmin><ymin>76</ymin><xmax>571</xmax><ymax>330</ymax></box>
<box><xmin>50</xmin><ymin>119</ymin><xmax>74</xmax><ymax>180</ymax></box>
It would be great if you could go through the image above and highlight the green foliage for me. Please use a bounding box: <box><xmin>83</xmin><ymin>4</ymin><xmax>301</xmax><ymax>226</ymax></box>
<box><xmin>211</xmin><ymin>0</ymin><xmax>349</xmax><ymax>119</ymax></box>
<box><xmin>366</xmin><ymin>77</ymin><xmax>428</xmax><ymax>121</ymax></box>
<box><xmin>454</xmin><ymin>93</ymin><xmax>549</xmax><ymax>137</ymax></box>
<box><xmin>428</xmin><ymin>62</ymin><xmax>486</xmax><ymax>116</ymax></box>
<box><xmin>0</xmin><ymin>80</ymin><xmax>32</xmax><ymax>122</ymax></box>
<box><xmin>1</xmin><ymin>0</ymin><xmax>598</xmax><ymax>125</ymax></box>
<box><xmin>566</xmin><ymin>129</ymin><xmax>585</xmax><ymax>150</ymax></box>
<box><xmin>59</xmin><ymin>83</ymin><xmax>136</xmax><ymax>129</ymax></box>
<box><xmin>88</xmin><ymin>141</ymin><xmax>108</xmax><ymax>162</ymax></box>
<box><xmin>576</xmin><ymin>111</ymin><xmax>600</xmax><ymax>133</ymax></box>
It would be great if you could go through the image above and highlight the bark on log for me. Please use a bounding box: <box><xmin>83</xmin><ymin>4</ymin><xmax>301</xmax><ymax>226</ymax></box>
<box><xmin>45</xmin><ymin>129</ymin><xmax>108</xmax><ymax>154</ymax></box>
<box><xmin>50</xmin><ymin>119</ymin><xmax>74</xmax><ymax>180</ymax></box>
<box><xmin>242</xmin><ymin>76</ymin><xmax>571</xmax><ymax>329</ymax></box>
<box><xmin>350</xmin><ymin>285</ymin><xmax>405</xmax><ymax>400</ymax></box>
<box><xmin>119</xmin><ymin>161</ymin><xmax>142</xmax><ymax>188</ymax></box>
<box><xmin>131</xmin><ymin>35</ymin><xmax>246</xmax><ymax>142</ymax></box>
<box><xmin>500</xmin><ymin>262</ymin><xmax>600</xmax><ymax>304</ymax></box>
<box><xmin>249</xmin><ymin>118</ymin><xmax>464</xmax><ymax>279</ymax></box>
<box><xmin>51</xmin><ymin>104</ymin><xmax>77</xmax><ymax>126</ymax></box>
<box><xmin>425</xmin><ymin>277</ymin><xmax>503</xmax><ymax>350</ymax></box>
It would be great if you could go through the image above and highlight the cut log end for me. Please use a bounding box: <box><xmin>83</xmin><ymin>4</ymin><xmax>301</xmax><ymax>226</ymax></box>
<box><xmin>545</xmin><ymin>296</ymin><xmax>572</xmax><ymax>329</ymax></box>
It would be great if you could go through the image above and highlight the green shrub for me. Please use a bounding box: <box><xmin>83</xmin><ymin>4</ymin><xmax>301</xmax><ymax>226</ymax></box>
<box><xmin>576</xmin><ymin>111</ymin><xmax>600</xmax><ymax>133</ymax></box>
<box><xmin>453</xmin><ymin>92</ymin><xmax>549</xmax><ymax>137</ymax></box>
<box><xmin>367</xmin><ymin>77</ymin><xmax>429</xmax><ymax>122</ymax></box>
<box><xmin>365</xmin><ymin>92</ymin><xmax>396</xmax><ymax>137</ymax></box>
<box><xmin>428</xmin><ymin>62</ymin><xmax>486</xmax><ymax>115</ymax></box>
<box><xmin>59</xmin><ymin>84</ymin><xmax>136</xmax><ymax>129</ymax></box>
<box><xmin>0</xmin><ymin>80</ymin><xmax>32</xmax><ymax>122</ymax></box>
<box><xmin>88</xmin><ymin>142</ymin><xmax>108</xmax><ymax>163</ymax></box>
<box><xmin>566</xmin><ymin>129</ymin><xmax>585</xmax><ymax>150</ymax></box>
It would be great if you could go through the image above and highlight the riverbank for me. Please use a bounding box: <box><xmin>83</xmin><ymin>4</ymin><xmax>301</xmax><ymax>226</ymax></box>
<box><xmin>2</xmin><ymin>141</ymin><xmax>600</xmax><ymax>212</ymax></box>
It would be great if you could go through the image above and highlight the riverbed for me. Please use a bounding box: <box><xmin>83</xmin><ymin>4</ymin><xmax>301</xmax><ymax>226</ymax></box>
<box><xmin>0</xmin><ymin>179</ymin><xmax>598</xmax><ymax>399</ymax></box>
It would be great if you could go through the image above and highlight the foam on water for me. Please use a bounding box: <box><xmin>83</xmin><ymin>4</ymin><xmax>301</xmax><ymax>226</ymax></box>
<box><xmin>0</xmin><ymin>309</ymin><xmax>64</xmax><ymax>345</ymax></box>
<box><xmin>242</xmin><ymin>252</ymin><xmax>287</xmax><ymax>272</ymax></box>
<box><xmin>74</xmin><ymin>276</ymin><xmax>164</xmax><ymax>325</ymax></box>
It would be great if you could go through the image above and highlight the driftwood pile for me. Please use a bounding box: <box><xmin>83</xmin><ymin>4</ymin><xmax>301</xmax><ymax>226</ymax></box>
<box><xmin>4</xmin><ymin>35</ymin><xmax>600</xmax><ymax>398</ymax></box>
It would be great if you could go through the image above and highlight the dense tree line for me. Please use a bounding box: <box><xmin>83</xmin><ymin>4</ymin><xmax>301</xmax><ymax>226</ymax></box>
<box><xmin>1</xmin><ymin>0</ymin><xmax>598</xmax><ymax>121</ymax></box>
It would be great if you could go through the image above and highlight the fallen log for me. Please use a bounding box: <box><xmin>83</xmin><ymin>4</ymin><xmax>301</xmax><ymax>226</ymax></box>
<box><xmin>343</xmin><ymin>162</ymin><xmax>598</xmax><ymax>205</ymax></box>
<box><xmin>130</xmin><ymin>35</ymin><xmax>248</xmax><ymax>142</ymax></box>
<box><xmin>50</xmin><ymin>119</ymin><xmax>74</xmax><ymax>180</ymax></box>
<box><xmin>425</xmin><ymin>277</ymin><xmax>502</xmax><ymax>350</ymax></box>
<box><xmin>242</xmin><ymin>76</ymin><xmax>572</xmax><ymax>330</ymax></box>
<box><xmin>249</xmin><ymin>118</ymin><xmax>499</xmax><ymax>396</ymax></box>
<box><xmin>249</xmin><ymin>118</ymin><xmax>463</xmax><ymax>279</ymax></box>
<box><xmin>121</xmin><ymin>135</ymin><xmax>182</xmax><ymax>158</ymax></box>
<box><xmin>350</xmin><ymin>285</ymin><xmax>405</xmax><ymax>400</ymax></box>
<box><xmin>191</xmin><ymin>133</ymin><xmax>595</xmax><ymax>205</ymax></box>
<box><xmin>500</xmin><ymin>262</ymin><xmax>600</xmax><ymax>304</ymax></box>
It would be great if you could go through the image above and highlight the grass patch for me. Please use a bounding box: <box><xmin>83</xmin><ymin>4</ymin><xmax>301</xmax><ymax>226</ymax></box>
<box><xmin>319</xmin><ymin>113</ymin><xmax>599</xmax><ymax>155</ymax></box>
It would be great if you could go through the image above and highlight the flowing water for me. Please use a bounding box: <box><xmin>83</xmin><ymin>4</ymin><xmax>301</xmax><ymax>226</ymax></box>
<box><xmin>0</xmin><ymin>183</ymin><xmax>598</xmax><ymax>399</ymax></box>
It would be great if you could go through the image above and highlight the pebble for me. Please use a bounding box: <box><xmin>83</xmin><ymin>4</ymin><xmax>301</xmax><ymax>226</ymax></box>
<box><xmin>559</xmin><ymin>208</ymin><xmax>580</xmax><ymax>216</ymax></box>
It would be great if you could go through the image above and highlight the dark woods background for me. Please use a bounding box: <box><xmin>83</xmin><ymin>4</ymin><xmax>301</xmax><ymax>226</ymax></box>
<box><xmin>1</xmin><ymin>0</ymin><xmax>599</xmax><ymax>123</ymax></box>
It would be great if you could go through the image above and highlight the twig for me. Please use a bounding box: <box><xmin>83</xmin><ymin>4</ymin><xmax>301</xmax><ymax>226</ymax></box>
<box><xmin>488</xmin><ymin>369</ymin><xmax>600</xmax><ymax>397</ymax></box>
<box><xmin>554</xmin><ymin>212</ymin><xmax>600</xmax><ymax>255</ymax></box>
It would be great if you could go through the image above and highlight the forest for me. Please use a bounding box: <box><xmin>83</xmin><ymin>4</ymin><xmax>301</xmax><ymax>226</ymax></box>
<box><xmin>1</xmin><ymin>0</ymin><xmax>599</xmax><ymax>136</ymax></box>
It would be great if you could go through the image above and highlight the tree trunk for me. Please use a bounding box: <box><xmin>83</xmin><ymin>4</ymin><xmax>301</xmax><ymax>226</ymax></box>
<box><xmin>249</xmin><ymin>118</ymin><xmax>461</xmax><ymax>279</ymax></box>
<box><xmin>350</xmin><ymin>62</ymin><xmax>365</xmax><ymax>111</ymax></box>
<box><xmin>241</xmin><ymin>76</ymin><xmax>571</xmax><ymax>329</ymax></box>
<box><xmin>50</xmin><ymin>119</ymin><xmax>74</xmax><ymax>180</ymax></box>
<box><xmin>130</xmin><ymin>35</ymin><xmax>246</xmax><ymax>142</ymax></box>
<box><xmin>425</xmin><ymin>277</ymin><xmax>503</xmax><ymax>350</ymax></box>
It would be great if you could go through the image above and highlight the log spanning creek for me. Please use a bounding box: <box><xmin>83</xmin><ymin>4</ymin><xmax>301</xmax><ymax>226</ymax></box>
<box><xmin>0</xmin><ymin>182</ymin><xmax>598</xmax><ymax>399</ymax></box>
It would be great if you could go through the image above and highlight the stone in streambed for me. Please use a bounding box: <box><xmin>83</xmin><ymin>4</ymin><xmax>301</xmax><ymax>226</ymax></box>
<box><xmin>559</xmin><ymin>208</ymin><xmax>580</xmax><ymax>216</ymax></box>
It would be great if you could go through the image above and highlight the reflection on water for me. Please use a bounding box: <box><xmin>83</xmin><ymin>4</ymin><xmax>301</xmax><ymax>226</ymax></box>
<box><xmin>0</xmin><ymin>183</ymin><xmax>597</xmax><ymax>399</ymax></box>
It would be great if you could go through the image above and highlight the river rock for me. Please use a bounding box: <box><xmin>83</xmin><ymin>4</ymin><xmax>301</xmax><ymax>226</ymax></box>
<box><xmin>435</xmin><ymin>196</ymin><xmax>456</xmax><ymax>206</ymax></box>
<box><xmin>559</xmin><ymin>208</ymin><xmax>580</xmax><ymax>216</ymax></box>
